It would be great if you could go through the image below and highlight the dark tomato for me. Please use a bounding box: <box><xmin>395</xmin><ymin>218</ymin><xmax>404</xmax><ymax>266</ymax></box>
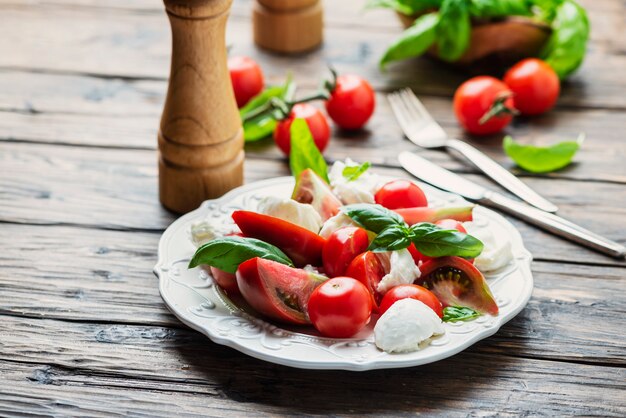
<box><xmin>345</xmin><ymin>251</ymin><xmax>386</xmax><ymax>309</ymax></box>
<box><xmin>407</xmin><ymin>243</ymin><xmax>433</xmax><ymax>266</ymax></box>
<box><xmin>236</xmin><ymin>258</ymin><xmax>327</xmax><ymax>325</ymax></box>
<box><xmin>307</xmin><ymin>277</ymin><xmax>373</xmax><ymax>338</ymax></box>
<box><xmin>504</xmin><ymin>58</ymin><xmax>560</xmax><ymax>116</ymax></box>
<box><xmin>228</xmin><ymin>56</ymin><xmax>264</xmax><ymax>108</ymax></box>
<box><xmin>274</xmin><ymin>103</ymin><xmax>330</xmax><ymax>156</ymax></box>
<box><xmin>378</xmin><ymin>284</ymin><xmax>443</xmax><ymax>318</ymax></box>
<box><xmin>375</xmin><ymin>180</ymin><xmax>428</xmax><ymax>209</ymax></box>
<box><xmin>418</xmin><ymin>257</ymin><xmax>498</xmax><ymax>315</ymax></box>
<box><xmin>453</xmin><ymin>76</ymin><xmax>515</xmax><ymax>135</ymax></box>
<box><xmin>323</xmin><ymin>227</ymin><xmax>370</xmax><ymax>278</ymax></box>
<box><xmin>325</xmin><ymin>74</ymin><xmax>376</xmax><ymax>130</ymax></box>
<box><xmin>435</xmin><ymin>218</ymin><xmax>467</xmax><ymax>233</ymax></box>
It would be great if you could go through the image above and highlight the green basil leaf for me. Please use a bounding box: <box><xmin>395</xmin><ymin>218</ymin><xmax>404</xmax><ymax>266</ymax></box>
<box><xmin>503</xmin><ymin>135</ymin><xmax>582</xmax><ymax>173</ymax></box>
<box><xmin>436</xmin><ymin>0</ymin><xmax>471</xmax><ymax>62</ymax></box>
<box><xmin>289</xmin><ymin>118</ymin><xmax>330</xmax><ymax>183</ymax></box>
<box><xmin>240</xmin><ymin>76</ymin><xmax>295</xmax><ymax>142</ymax></box>
<box><xmin>367</xmin><ymin>0</ymin><xmax>442</xmax><ymax>15</ymax></box>
<box><xmin>540</xmin><ymin>0</ymin><xmax>590</xmax><ymax>79</ymax></box>
<box><xmin>342</xmin><ymin>161</ymin><xmax>371</xmax><ymax>182</ymax></box>
<box><xmin>380</xmin><ymin>12</ymin><xmax>440</xmax><ymax>69</ymax></box>
<box><xmin>442</xmin><ymin>306</ymin><xmax>481</xmax><ymax>322</ymax></box>
<box><xmin>468</xmin><ymin>0</ymin><xmax>531</xmax><ymax>18</ymax></box>
<box><xmin>410</xmin><ymin>222</ymin><xmax>483</xmax><ymax>258</ymax></box>
<box><xmin>342</xmin><ymin>203</ymin><xmax>407</xmax><ymax>234</ymax></box>
<box><xmin>369</xmin><ymin>225</ymin><xmax>413</xmax><ymax>252</ymax></box>
<box><xmin>188</xmin><ymin>236</ymin><xmax>293</xmax><ymax>273</ymax></box>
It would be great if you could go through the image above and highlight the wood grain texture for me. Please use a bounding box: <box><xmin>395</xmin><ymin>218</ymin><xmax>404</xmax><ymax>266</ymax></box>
<box><xmin>0</xmin><ymin>4</ymin><xmax>624</xmax><ymax>110</ymax></box>
<box><xmin>1</xmin><ymin>0</ymin><xmax>625</xmax><ymax>415</ymax></box>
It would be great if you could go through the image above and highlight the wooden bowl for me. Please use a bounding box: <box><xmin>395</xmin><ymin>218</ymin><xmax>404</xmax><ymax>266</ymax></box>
<box><xmin>397</xmin><ymin>13</ymin><xmax>551</xmax><ymax>72</ymax></box>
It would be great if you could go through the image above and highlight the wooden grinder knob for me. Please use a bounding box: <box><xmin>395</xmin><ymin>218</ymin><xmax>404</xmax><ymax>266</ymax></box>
<box><xmin>159</xmin><ymin>0</ymin><xmax>244</xmax><ymax>214</ymax></box>
<box><xmin>253</xmin><ymin>0</ymin><xmax>323</xmax><ymax>54</ymax></box>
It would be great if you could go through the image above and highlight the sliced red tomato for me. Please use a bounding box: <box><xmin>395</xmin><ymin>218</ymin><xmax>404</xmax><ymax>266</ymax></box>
<box><xmin>378</xmin><ymin>284</ymin><xmax>443</xmax><ymax>318</ymax></box>
<box><xmin>210</xmin><ymin>266</ymin><xmax>239</xmax><ymax>295</ymax></box>
<box><xmin>232</xmin><ymin>210</ymin><xmax>326</xmax><ymax>267</ymax></box>
<box><xmin>375</xmin><ymin>180</ymin><xmax>427</xmax><ymax>209</ymax></box>
<box><xmin>236</xmin><ymin>258</ymin><xmax>327</xmax><ymax>324</ymax></box>
<box><xmin>435</xmin><ymin>218</ymin><xmax>467</xmax><ymax>233</ymax></box>
<box><xmin>407</xmin><ymin>243</ymin><xmax>433</xmax><ymax>265</ymax></box>
<box><xmin>395</xmin><ymin>206</ymin><xmax>474</xmax><ymax>225</ymax></box>
<box><xmin>307</xmin><ymin>277</ymin><xmax>373</xmax><ymax>338</ymax></box>
<box><xmin>417</xmin><ymin>256</ymin><xmax>498</xmax><ymax>315</ymax></box>
<box><xmin>323</xmin><ymin>227</ymin><xmax>369</xmax><ymax>278</ymax></box>
<box><xmin>345</xmin><ymin>251</ymin><xmax>386</xmax><ymax>309</ymax></box>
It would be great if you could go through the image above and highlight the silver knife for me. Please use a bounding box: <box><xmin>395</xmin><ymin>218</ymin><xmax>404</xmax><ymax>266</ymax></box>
<box><xmin>399</xmin><ymin>151</ymin><xmax>626</xmax><ymax>259</ymax></box>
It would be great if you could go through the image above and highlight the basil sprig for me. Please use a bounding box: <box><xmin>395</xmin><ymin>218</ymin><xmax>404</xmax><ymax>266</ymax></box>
<box><xmin>188</xmin><ymin>236</ymin><xmax>293</xmax><ymax>273</ymax></box>
<box><xmin>289</xmin><ymin>118</ymin><xmax>329</xmax><ymax>183</ymax></box>
<box><xmin>342</xmin><ymin>161</ymin><xmax>371</xmax><ymax>182</ymax></box>
<box><xmin>342</xmin><ymin>204</ymin><xmax>483</xmax><ymax>258</ymax></box>
<box><xmin>442</xmin><ymin>306</ymin><xmax>481</xmax><ymax>322</ymax></box>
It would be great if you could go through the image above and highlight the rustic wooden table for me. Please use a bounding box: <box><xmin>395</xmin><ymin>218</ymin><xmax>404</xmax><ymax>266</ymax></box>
<box><xmin>1</xmin><ymin>0</ymin><xmax>625</xmax><ymax>416</ymax></box>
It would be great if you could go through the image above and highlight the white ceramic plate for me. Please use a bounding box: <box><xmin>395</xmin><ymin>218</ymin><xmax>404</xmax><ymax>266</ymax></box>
<box><xmin>156</xmin><ymin>177</ymin><xmax>533</xmax><ymax>371</ymax></box>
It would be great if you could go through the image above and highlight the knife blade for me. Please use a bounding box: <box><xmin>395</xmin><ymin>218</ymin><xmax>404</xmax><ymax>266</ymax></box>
<box><xmin>398</xmin><ymin>151</ymin><xmax>626</xmax><ymax>259</ymax></box>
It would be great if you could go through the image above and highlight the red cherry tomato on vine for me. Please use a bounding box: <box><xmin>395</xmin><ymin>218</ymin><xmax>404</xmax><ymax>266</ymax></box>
<box><xmin>274</xmin><ymin>103</ymin><xmax>330</xmax><ymax>156</ymax></box>
<box><xmin>378</xmin><ymin>284</ymin><xmax>443</xmax><ymax>318</ymax></box>
<box><xmin>307</xmin><ymin>277</ymin><xmax>373</xmax><ymax>338</ymax></box>
<box><xmin>228</xmin><ymin>56</ymin><xmax>264</xmax><ymax>108</ymax></box>
<box><xmin>504</xmin><ymin>58</ymin><xmax>560</xmax><ymax>116</ymax></box>
<box><xmin>322</xmin><ymin>227</ymin><xmax>370</xmax><ymax>278</ymax></box>
<box><xmin>325</xmin><ymin>74</ymin><xmax>376</xmax><ymax>130</ymax></box>
<box><xmin>435</xmin><ymin>219</ymin><xmax>467</xmax><ymax>233</ymax></box>
<box><xmin>453</xmin><ymin>76</ymin><xmax>515</xmax><ymax>135</ymax></box>
<box><xmin>375</xmin><ymin>180</ymin><xmax>428</xmax><ymax>209</ymax></box>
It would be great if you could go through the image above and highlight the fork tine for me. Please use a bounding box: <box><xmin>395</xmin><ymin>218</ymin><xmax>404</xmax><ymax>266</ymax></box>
<box><xmin>400</xmin><ymin>88</ymin><xmax>432</xmax><ymax>123</ymax></box>
<box><xmin>387</xmin><ymin>92</ymin><xmax>413</xmax><ymax>135</ymax></box>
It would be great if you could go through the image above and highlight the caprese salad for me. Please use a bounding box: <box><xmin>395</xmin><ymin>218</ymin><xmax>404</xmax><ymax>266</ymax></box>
<box><xmin>187</xmin><ymin>122</ymin><xmax>512</xmax><ymax>353</ymax></box>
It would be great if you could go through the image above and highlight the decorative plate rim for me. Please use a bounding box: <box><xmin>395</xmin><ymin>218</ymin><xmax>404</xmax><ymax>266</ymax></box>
<box><xmin>155</xmin><ymin>176</ymin><xmax>533</xmax><ymax>371</ymax></box>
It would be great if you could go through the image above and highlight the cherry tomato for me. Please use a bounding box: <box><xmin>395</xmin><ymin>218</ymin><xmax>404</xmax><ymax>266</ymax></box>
<box><xmin>345</xmin><ymin>251</ymin><xmax>386</xmax><ymax>309</ymax></box>
<box><xmin>228</xmin><ymin>56</ymin><xmax>264</xmax><ymax>108</ymax></box>
<box><xmin>504</xmin><ymin>58</ymin><xmax>560</xmax><ymax>116</ymax></box>
<box><xmin>375</xmin><ymin>180</ymin><xmax>428</xmax><ymax>209</ymax></box>
<box><xmin>435</xmin><ymin>218</ymin><xmax>467</xmax><ymax>233</ymax></box>
<box><xmin>407</xmin><ymin>243</ymin><xmax>433</xmax><ymax>266</ymax></box>
<box><xmin>378</xmin><ymin>284</ymin><xmax>443</xmax><ymax>318</ymax></box>
<box><xmin>323</xmin><ymin>227</ymin><xmax>370</xmax><ymax>278</ymax></box>
<box><xmin>453</xmin><ymin>76</ymin><xmax>515</xmax><ymax>135</ymax></box>
<box><xmin>307</xmin><ymin>277</ymin><xmax>373</xmax><ymax>338</ymax></box>
<box><xmin>274</xmin><ymin>103</ymin><xmax>330</xmax><ymax>156</ymax></box>
<box><xmin>325</xmin><ymin>74</ymin><xmax>375</xmax><ymax>130</ymax></box>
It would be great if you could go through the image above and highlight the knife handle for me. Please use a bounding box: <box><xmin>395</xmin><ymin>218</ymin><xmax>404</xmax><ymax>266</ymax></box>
<box><xmin>484</xmin><ymin>192</ymin><xmax>626</xmax><ymax>258</ymax></box>
<box><xmin>446</xmin><ymin>138</ymin><xmax>559</xmax><ymax>213</ymax></box>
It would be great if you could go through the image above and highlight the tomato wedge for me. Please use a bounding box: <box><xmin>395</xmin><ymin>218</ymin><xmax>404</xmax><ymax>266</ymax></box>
<box><xmin>232</xmin><ymin>210</ymin><xmax>326</xmax><ymax>267</ymax></box>
<box><xmin>345</xmin><ymin>251</ymin><xmax>386</xmax><ymax>310</ymax></box>
<box><xmin>395</xmin><ymin>206</ymin><xmax>474</xmax><ymax>225</ymax></box>
<box><xmin>236</xmin><ymin>258</ymin><xmax>327</xmax><ymax>324</ymax></box>
<box><xmin>417</xmin><ymin>256</ymin><xmax>498</xmax><ymax>315</ymax></box>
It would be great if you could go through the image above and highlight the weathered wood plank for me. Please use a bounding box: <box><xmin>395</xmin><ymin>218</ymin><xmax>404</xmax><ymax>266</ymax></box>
<box><xmin>0</xmin><ymin>5</ymin><xmax>624</xmax><ymax>110</ymax></box>
<box><xmin>1</xmin><ymin>222</ymin><xmax>624</xmax><ymax>363</ymax></box>
<box><xmin>1</xmin><ymin>142</ymin><xmax>624</xmax><ymax>264</ymax></box>
<box><xmin>1</xmin><ymin>75</ymin><xmax>624</xmax><ymax>184</ymax></box>
<box><xmin>0</xmin><ymin>317</ymin><xmax>624</xmax><ymax>417</ymax></box>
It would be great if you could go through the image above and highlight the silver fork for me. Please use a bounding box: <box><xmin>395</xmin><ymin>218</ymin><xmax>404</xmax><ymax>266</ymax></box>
<box><xmin>388</xmin><ymin>88</ymin><xmax>558</xmax><ymax>213</ymax></box>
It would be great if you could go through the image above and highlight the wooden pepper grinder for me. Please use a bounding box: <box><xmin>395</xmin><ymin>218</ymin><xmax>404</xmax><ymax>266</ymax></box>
<box><xmin>159</xmin><ymin>0</ymin><xmax>244</xmax><ymax>214</ymax></box>
<box><xmin>253</xmin><ymin>0</ymin><xmax>323</xmax><ymax>54</ymax></box>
